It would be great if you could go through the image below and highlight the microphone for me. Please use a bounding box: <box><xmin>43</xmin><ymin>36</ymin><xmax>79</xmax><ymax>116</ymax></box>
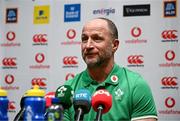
<box><xmin>55</xmin><ymin>85</ymin><xmax>74</xmax><ymax>109</ymax></box>
<box><xmin>73</xmin><ymin>89</ymin><xmax>91</xmax><ymax>121</ymax></box>
<box><xmin>46</xmin><ymin>97</ymin><xmax>64</xmax><ymax>121</ymax></box>
<box><xmin>45</xmin><ymin>92</ymin><xmax>55</xmax><ymax>108</ymax></box>
<box><xmin>91</xmin><ymin>89</ymin><xmax>112</xmax><ymax>121</ymax></box>
<box><xmin>13</xmin><ymin>96</ymin><xmax>26</xmax><ymax>121</ymax></box>
<box><xmin>44</xmin><ymin>92</ymin><xmax>55</xmax><ymax>118</ymax></box>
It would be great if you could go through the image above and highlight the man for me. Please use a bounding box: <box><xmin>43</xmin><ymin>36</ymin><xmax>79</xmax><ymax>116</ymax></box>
<box><xmin>63</xmin><ymin>18</ymin><xmax>158</xmax><ymax>121</ymax></box>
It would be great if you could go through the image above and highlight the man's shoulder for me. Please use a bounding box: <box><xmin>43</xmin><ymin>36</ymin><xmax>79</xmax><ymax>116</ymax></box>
<box><xmin>119</xmin><ymin>67</ymin><xmax>142</xmax><ymax>79</ymax></box>
<box><xmin>118</xmin><ymin>67</ymin><xmax>147</xmax><ymax>86</ymax></box>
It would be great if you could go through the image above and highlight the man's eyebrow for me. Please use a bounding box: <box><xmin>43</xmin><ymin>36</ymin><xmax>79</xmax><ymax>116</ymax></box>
<box><xmin>81</xmin><ymin>33</ymin><xmax>86</xmax><ymax>37</ymax></box>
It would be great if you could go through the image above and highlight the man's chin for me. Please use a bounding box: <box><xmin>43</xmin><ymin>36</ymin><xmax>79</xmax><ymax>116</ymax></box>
<box><xmin>85</xmin><ymin>60</ymin><xmax>98</xmax><ymax>67</ymax></box>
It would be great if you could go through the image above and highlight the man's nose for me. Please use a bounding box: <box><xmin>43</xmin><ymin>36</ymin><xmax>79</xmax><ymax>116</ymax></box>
<box><xmin>86</xmin><ymin>39</ymin><xmax>94</xmax><ymax>48</ymax></box>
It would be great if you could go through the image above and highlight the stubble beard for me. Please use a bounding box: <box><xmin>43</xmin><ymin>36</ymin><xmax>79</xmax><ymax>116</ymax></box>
<box><xmin>84</xmin><ymin>56</ymin><xmax>101</xmax><ymax>68</ymax></box>
<box><xmin>83</xmin><ymin>46</ymin><xmax>113</xmax><ymax>68</ymax></box>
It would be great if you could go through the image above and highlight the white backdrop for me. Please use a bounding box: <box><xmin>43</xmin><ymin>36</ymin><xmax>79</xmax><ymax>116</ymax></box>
<box><xmin>0</xmin><ymin>0</ymin><xmax>180</xmax><ymax>120</ymax></box>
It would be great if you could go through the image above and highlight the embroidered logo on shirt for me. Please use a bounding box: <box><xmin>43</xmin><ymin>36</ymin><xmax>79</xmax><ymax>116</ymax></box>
<box><xmin>56</xmin><ymin>86</ymin><xmax>67</xmax><ymax>97</ymax></box>
<box><xmin>111</xmin><ymin>75</ymin><xmax>118</xmax><ymax>83</ymax></box>
<box><xmin>115</xmin><ymin>88</ymin><xmax>124</xmax><ymax>100</ymax></box>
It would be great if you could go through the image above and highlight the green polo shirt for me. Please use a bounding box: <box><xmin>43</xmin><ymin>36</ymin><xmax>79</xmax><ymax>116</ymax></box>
<box><xmin>63</xmin><ymin>64</ymin><xmax>158</xmax><ymax>121</ymax></box>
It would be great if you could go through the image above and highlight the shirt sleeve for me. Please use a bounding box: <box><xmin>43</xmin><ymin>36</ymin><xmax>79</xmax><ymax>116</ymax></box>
<box><xmin>131</xmin><ymin>76</ymin><xmax>158</xmax><ymax>120</ymax></box>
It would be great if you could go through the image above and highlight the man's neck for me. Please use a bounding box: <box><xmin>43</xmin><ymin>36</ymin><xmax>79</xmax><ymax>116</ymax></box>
<box><xmin>87</xmin><ymin>61</ymin><xmax>114</xmax><ymax>83</ymax></box>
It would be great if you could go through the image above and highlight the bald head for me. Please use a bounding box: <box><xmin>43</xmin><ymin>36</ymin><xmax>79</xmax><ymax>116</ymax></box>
<box><xmin>82</xmin><ymin>18</ymin><xmax>118</xmax><ymax>40</ymax></box>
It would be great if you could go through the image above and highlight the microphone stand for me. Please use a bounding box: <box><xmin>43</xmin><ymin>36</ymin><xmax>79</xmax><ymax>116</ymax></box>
<box><xmin>75</xmin><ymin>107</ymin><xmax>84</xmax><ymax>121</ymax></box>
<box><xmin>94</xmin><ymin>105</ymin><xmax>103</xmax><ymax>121</ymax></box>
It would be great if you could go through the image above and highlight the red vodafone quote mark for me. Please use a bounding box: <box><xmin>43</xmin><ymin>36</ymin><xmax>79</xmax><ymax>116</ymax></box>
<box><xmin>165</xmin><ymin>50</ymin><xmax>175</xmax><ymax>61</ymax></box>
<box><xmin>5</xmin><ymin>74</ymin><xmax>15</xmax><ymax>84</ymax></box>
<box><xmin>131</xmin><ymin>27</ymin><xmax>142</xmax><ymax>38</ymax></box>
<box><xmin>65</xmin><ymin>73</ymin><xmax>75</xmax><ymax>81</ymax></box>
<box><xmin>165</xmin><ymin>97</ymin><xmax>175</xmax><ymax>108</ymax></box>
<box><xmin>6</xmin><ymin>31</ymin><xmax>16</xmax><ymax>41</ymax></box>
<box><xmin>35</xmin><ymin>53</ymin><xmax>45</xmax><ymax>63</ymax></box>
<box><xmin>67</xmin><ymin>29</ymin><xmax>76</xmax><ymax>39</ymax></box>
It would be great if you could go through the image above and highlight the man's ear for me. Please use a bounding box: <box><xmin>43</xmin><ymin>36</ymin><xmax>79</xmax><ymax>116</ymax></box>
<box><xmin>112</xmin><ymin>39</ymin><xmax>119</xmax><ymax>52</ymax></box>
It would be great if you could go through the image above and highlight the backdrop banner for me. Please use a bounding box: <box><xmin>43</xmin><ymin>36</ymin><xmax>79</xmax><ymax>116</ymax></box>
<box><xmin>0</xmin><ymin>0</ymin><xmax>179</xmax><ymax>120</ymax></box>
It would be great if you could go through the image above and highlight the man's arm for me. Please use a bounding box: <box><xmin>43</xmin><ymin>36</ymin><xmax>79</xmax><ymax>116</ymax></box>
<box><xmin>131</xmin><ymin>76</ymin><xmax>158</xmax><ymax>121</ymax></box>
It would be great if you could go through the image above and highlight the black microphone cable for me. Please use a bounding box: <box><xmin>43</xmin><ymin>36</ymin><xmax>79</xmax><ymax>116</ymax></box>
<box><xmin>13</xmin><ymin>96</ymin><xmax>26</xmax><ymax>121</ymax></box>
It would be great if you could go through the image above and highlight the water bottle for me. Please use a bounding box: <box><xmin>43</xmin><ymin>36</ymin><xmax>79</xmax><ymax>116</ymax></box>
<box><xmin>23</xmin><ymin>85</ymin><xmax>46</xmax><ymax>121</ymax></box>
<box><xmin>47</xmin><ymin>97</ymin><xmax>64</xmax><ymax>121</ymax></box>
<box><xmin>0</xmin><ymin>88</ymin><xmax>9</xmax><ymax>121</ymax></box>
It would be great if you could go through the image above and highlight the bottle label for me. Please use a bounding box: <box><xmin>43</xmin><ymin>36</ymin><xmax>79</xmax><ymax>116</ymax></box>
<box><xmin>48</xmin><ymin>112</ymin><xmax>55</xmax><ymax>121</ymax></box>
<box><xmin>25</xmin><ymin>106</ymin><xmax>33</xmax><ymax>121</ymax></box>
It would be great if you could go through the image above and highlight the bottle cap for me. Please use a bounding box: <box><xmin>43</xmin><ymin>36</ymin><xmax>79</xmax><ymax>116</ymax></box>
<box><xmin>0</xmin><ymin>88</ymin><xmax>7</xmax><ymax>96</ymax></box>
<box><xmin>25</xmin><ymin>85</ymin><xmax>45</xmax><ymax>97</ymax></box>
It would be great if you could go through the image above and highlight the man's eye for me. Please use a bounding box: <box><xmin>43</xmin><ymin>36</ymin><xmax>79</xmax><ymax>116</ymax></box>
<box><xmin>92</xmin><ymin>36</ymin><xmax>103</xmax><ymax>42</ymax></box>
<box><xmin>81</xmin><ymin>36</ymin><xmax>88</xmax><ymax>43</ymax></box>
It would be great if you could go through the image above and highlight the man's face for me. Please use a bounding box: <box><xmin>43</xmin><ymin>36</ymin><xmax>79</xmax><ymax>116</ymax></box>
<box><xmin>81</xmin><ymin>19</ymin><xmax>114</xmax><ymax>67</ymax></box>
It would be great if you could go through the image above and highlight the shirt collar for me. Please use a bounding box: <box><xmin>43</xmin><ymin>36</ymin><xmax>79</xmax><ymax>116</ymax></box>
<box><xmin>82</xmin><ymin>63</ymin><xmax>121</xmax><ymax>87</ymax></box>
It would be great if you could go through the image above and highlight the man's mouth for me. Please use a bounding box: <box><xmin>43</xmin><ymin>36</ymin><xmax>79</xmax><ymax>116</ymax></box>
<box><xmin>85</xmin><ymin>53</ymin><xmax>96</xmax><ymax>58</ymax></box>
<box><xmin>86</xmin><ymin>53</ymin><xmax>93</xmax><ymax>56</ymax></box>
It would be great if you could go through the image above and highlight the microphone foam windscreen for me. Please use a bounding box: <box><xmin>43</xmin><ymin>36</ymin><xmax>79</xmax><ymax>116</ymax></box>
<box><xmin>92</xmin><ymin>89</ymin><xmax>112</xmax><ymax>114</ymax></box>
<box><xmin>73</xmin><ymin>88</ymin><xmax>91</xmax><ymax>114</ymax></box>
<box><xmin>55</xmin><ymin>85</ymin><xmax>74</xmax><ymax>109</ymax></box>
<box><xmin>44</xmin><ymin>92</ymin><xmax>55</xmax><ymax>107</ymax></box>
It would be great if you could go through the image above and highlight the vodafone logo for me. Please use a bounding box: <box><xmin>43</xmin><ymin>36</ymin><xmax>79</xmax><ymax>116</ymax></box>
<box><xmin>125</xmin><ymin>26</ymin><xmax>147</xmax><ymax>44</ymax></box>
<box><xmin>131</xmin><ymin>27</ymin><xmax>141</xmax><ymax>38</ymax></box>
<box><xmin>159</xmin><ymin>50</ymin><xmax>180</xmax><ymax>67</ymax></box>
<box><xmin>6</xmin><ymin>31</ymin><xmax>16</xmax><ymax>41</ymax></box>
<box><xmin>67</xmin><ymin>29</ymin><xmax>76</xmax><ymax>39</ymax></box>
<box><xmin>29</xmin><ymin>53</ymin><xmax>50</xmax><ymax>69</ymax></box>
<box><xmin>2</xmin><ymin>57</ymin><xmax>17</xmax><ymax>66</ymax></box>
<box><xmin>128</xmin><ymin>55</ymin><xmax>143</xmax><ymax>64</ymax></box>
<box><xmin>63</xmin><ymin>56</ymin><xmax>78</xmax><ymax>65</ymax></box>
<box><xmin>65</xmin><ymin>73</ymin><xmax>75</xmax><ymax>81</ymax></box>
<box><xmin>5</xmin><ymin>74</ymin><xmax>15</xmax><ymax>84</ymax></box>
<box><xmin>165</xmin><ymin>97</ymin><xmax>175</xmax><ymax>108</ymax></box>
<box><xmin>61</xmin><ymin>29</ymin><xmax>81</xmax><ymax>45</ymax></box>
<box><xmin>165</xmin><ymin>50</ymin><xmax>175</xmax><ymax>61</ymax></box>
<box><xmin>161</xmin><ymin>77</ymin><xmax>177</xmax><ymax>86</ymax></box>
<box><xmin>35</xmin><ymin>53</ymin><xmax>45</xmax><ymax>63</ymax></box>
<box><xmin>33</xmin><ymin>34</ymin><xmax>47</xmax><ymax>43</ymax></box>
<box><xmin>32</xmin><ymin>78</ymin><xmax>47</xmax><ymax>87</ymax></box>
<box><xmin>111</xmin><ymin>75</ymin><xmax>118</xmax><ymax>83</ymax></box>
<box><xmin>162</xmin><ymin>30</ymin><xmax>177</xmax><ymax>39</ymax></box>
